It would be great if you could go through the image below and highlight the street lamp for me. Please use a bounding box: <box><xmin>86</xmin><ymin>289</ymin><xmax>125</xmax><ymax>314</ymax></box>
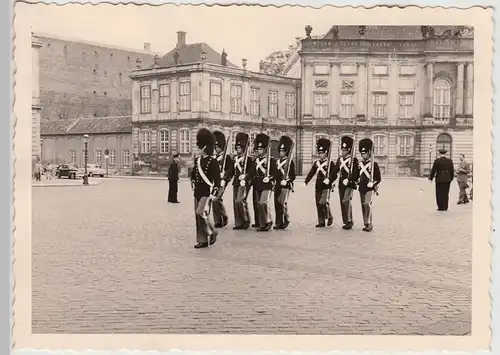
<box><xmin>83</xmin><ymin>133</ymin><xmax>89</xmax><ymax>185</ymax></box>
<box><xmin>428</xmin><ymin>144</ymin><xmax>432</xmax><ymax>174</ymax></box>
<box><xmin>39</xmin><ymin>138</ymin><xmax>44</xmax><ymax>181</ymax></box>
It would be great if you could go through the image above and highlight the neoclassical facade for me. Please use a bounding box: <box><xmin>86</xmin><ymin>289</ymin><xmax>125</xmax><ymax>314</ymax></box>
<box><xmin>32</xmin><ymin>33</ymin><xmax>43</xmax><ymax>165</ymax></box>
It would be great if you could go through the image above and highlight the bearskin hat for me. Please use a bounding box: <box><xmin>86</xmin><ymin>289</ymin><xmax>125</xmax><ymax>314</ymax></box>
<box><xmin>358</xmin><ymin>138</ymin><xmax>373</xmax><ymax>154</ymax></box>
<box><xmin>316</xmin><ymin>138</ymin><xmax>331</xmax><ymax>154</ymax></box>
<box><xmin>278</xmin><ymin>135</ymin><xmax>293</xmax><ymax>154</ymax></box>
<box><xmin>196</xmin><ymin>128</ymin><xmax>216</xmax><ymax>156</ymax></box>
<box><xmin>340</xmin><ymin>136</ymin><xmax>354</xmax><ymax>151</ymax></box>
<box><xmin>213</xmin><ymin>131</ymin><xmax>226</xmax><ymax>150</ymax></box>
<box><xmin>234</xmin><ymin>132</ymin><xmax>249</xmax><ymax>149</ymax></box>
<box><xmin>254</xmin><ymin>133</ymin><xmax>270</xmax><ymax>150</ymax></box>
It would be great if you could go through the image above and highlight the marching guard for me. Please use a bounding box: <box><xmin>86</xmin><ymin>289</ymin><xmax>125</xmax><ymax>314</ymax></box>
<box><xmin>222</xmin><ymin>132</ymin><xmax>253</xmax><ymax>230</ymax></box>
<box><xmin>333</xmin><ymin>136</ymin><xmax>360</xmax><ymax>230</ymax></box>
<box><xmin>190</xmin><ymin>128</ymin><xmax>221</xmax><ymax>248</ymax></box>
<box><xmin>357</xmin><ymin>138</ymin><xmax>382</xmax><ymax>232</ymax></box>
<box><xmin>212</xmin><ymin>130</ymin><xmax>232</xmax><ymax>228</ymax></box>
<box><xmin>304</xmin><ymin>138</ymin><xmax>335</xmax><ymax>228</ymax></box>
<box><xmin>274</xmin><ymin>135</ymin><xmax>296</xmax><ymax>230</ymax></box>
<box><xmin>247</xmin><ymin>133</ymin><xmax>278</xmax><ymax>232</ymax></box>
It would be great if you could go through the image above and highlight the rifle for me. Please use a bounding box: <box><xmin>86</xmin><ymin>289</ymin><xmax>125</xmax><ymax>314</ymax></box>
<box><xmin>284</xmin><ymin>142</ymin><xmax>295</xmax><ymax>192</ymax></box>
<box><xmin>369</xmin><ymin>153</ymin><xmax>380</xmax><ymax>196</ymax></box>
<box><xmin>264</xmin><ymin>142</ymin><xmax>274</xmax><ymax>190</ymax></box>
<box><xmin>237</xmin><ymin>136</ymin><xmax>251</xmax><ymax>197</ymax></box>
<box><xmin>325</xmin><ymin>138</ymin><xmax>333</xmax><ymax>200</ymax></box>
<box><xmin>220</xmin><ymin>134</ymin><xmax>230</xmax><ymax>178</ymax></box>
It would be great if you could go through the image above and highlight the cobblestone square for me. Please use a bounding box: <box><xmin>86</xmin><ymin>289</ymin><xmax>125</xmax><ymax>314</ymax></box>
<box><xmin>32</xmin><ymin>177</ymin><xmax>472</xmax><ymax>335</ymax></box>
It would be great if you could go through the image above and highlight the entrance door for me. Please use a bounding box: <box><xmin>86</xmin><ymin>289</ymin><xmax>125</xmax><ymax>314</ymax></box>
<box><xmin>436</xmin><ymin>133</ymin><xmax>452</xmax><ymax>159</ymax></box>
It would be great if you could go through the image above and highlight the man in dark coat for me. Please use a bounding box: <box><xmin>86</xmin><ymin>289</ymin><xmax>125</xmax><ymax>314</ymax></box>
<box><xmin>304</xmin><ymin>138</ymin><xmax>335</xmax><ymax>228</ymax></box>
<box><xmin>429</xmin><ymin>148</ymin><xmax>455</xmax><ymax>211</ymax></box>
<box><xmin>274</xmin><ymin>135</ymin><xmax>296</xmax><ymax>230</ymax></box>
<box><xmin>332</xmin><ymin>136</ymin><xmax>360</xmax><ymax>230</ymax></box>
<box><xmin>167</xmin><ymin>153</ymin><xmax>180</xmax><ymax>203</ymax></box>
<box><xmin>246</xmin><ymin>133</ymin><xmax>278</xmax><ymax>232</ymax></box>
<box><xmin>222</xmin><ymin>132</ymin><xmax>253</xmax><ymax>230</ymax></box>
<box><xmin>212</xmin><ymin>131</ymin><xmax>232</xmax><ymax>228</ymax></box>
<box><xmin>357</xmin><ymin>138</ymin><xmax>382</xmax><ymax>232</ymax></box>
<box><xmin>190</xmin><ymin>128</ymin><xmax>221</xmax><ymax>249</ymax></box>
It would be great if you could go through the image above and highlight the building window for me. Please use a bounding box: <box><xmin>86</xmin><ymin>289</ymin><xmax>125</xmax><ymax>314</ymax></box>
<box><xmin>210</xmin><ymin>82</ymin><xmax>222</xmax><ymax>112</ymax></box>
<box><xmin>399</xmin><ymin>92</ymin><xmax>414</xmax><ymax>119</ymax></box>
<box><xmin>313</xmin><ymin>63</ymin><xmax>330</xmax><ymax>75</ymax></box>
<box><xmin>250</xmin><ymin>88</ymin><xmax>260</xmax><ymax>116</ymax></box>
<box><xmin>95</xmin><ymin>149</ymin><xmax>103</xmax><ymax>165</ymax></box>
<box><xmin>230</xmin><ymin>84</ymin><xmax>242</xmax><ymax>114</ymax></box>
<box><xmin>268</xmin><ymin>90</ymin><xmax>278</xmax><ymax>117</ymax></box>
<box><xmin>285</xmin><ymin>93</ymin><xmax>296</xmax><ymax>119</ymax></box>
<box><xmin>340</xmin><ymin>93</ymin><xmax>355</xmax><ymax>119</ymax></box>
<box><xmin>123</xmin><ymin>149</ymin><xmax>130</xmax><ymax>166</ymax></box>
<box><xmin>373</xmin><ymin>135</ymin><xmax>387</xmax><ymax>156</ymax></box>
<box><xmin>436</xmin><ymin>133</ymin><xmax>452</xmax><ymax>158</ymax></box>
<box><xmin>69</xmin><ymin>149</ymin><xmax>76</xmax><ymax>165</ymax></box>
<box><xmin>109</xmin><ymin>149</ymin><xmax>116</xmax><ymax>165</ymax></box>
<box><xmin>140</xmin><ymin>130</ymin><xmax>151</xmax><ymax>154</ymax></box>
<box><xmin>179</xmin><ymin>82</ymin><xmax>191</xmax><ymax>111</ymax></box>
<box><xmin>372</xmin><ymin>93</ymin><xmax>387</xmax><ymax>119</ymax></box>
<box><xmin>159</xmin><ymin>130</ymin><xmax>170</xmax><ymax>154</ymax></box>
<box><xmin>433</xmin><ymin>79</ymin><xmax>451</xmax><ymax>119</ymax></box>
<box><xmin>159</xmin><ymin>84</ymin><xmax>170</xmax><ymax>112</ymax></box>
<box><xmin>140</xmin><ymin>85</ymin><xmax>151</xmax><ymax>114</ymax></box>
<box><xmin>313</xmin><ymin>93</ymin><xmax>329</xmax><ymax>118</ymax></box>
<box><xmin>397</xmin><ymin>134</ymin><xmax>414</xmax><ymax>157</ymax></box>
<box><xmin>178</xmin><ymin>129</ymin><xmax>191</xmax><ymax>154</ymax></box>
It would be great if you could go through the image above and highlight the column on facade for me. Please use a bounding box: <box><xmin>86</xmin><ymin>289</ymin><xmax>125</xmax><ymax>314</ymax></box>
<box><xmin>222</xmin><ymin>78</ymin><xmax>230</xmax><ymax>115</ymax></box>
<box><xmin>456</xmin><ymin>62</ymin><xmax>465</xmax><ymax>116</ymax></box>
<box><xmin>171</xmin><ymin>80</ymin><xmax>178</xmax><ymax>113</ymax></box>
<box><xmin>426</xmin><ymin>63</ymin><xmax>434</xmax><ymax>115</ymax></box>
<box><xmin>465</xmin><ymin>62</ymin><xmax>474</xmax><ymax>116</ymax></box>
<box><xmin>330</xmin><ymin>63</ymin><xmax>339</xmax><ymax>117</ymax></box>
<box><xmin>132</xmin><ymin>80</ymin><xmax>140</xmax><ymax>117</ymax></box>
<box><xmin>356</xmin><ymin>63</ymin><xmax>366</xmax><ymax>117</ymax></box>
<box><xmin>151</xmin><ymin>79</ymin><xmax>159</xmax><ymax>120</ymax></box>
<box><xmin>303</xmin><ymin>61</ymin><xmax>313</xmax><ymax>116</ymax></box>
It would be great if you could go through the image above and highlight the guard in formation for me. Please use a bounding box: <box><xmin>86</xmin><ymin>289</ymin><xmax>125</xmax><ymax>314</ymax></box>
<box><xmin>274</xmin><ymin>135</ymin><xmax>296</xmax><ymax>230</ymax></box>
<box><xmin>190</xmin><ymin>128</ymin><xmax>221</xmax><ymax>249</ymax></box>
<box><xmin>212</xmin><ymin>131</ymin><xmax>232</xmax><ymax>228</ymax></box>
<box><xmin>304</xmin><ymin>138</ymin><xmax>335</xmax><ymax>228</ymax></box>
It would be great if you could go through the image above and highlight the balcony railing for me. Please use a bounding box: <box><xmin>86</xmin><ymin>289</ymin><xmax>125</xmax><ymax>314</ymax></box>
<box><xmin>300</xmin><ymin>38</ymin><xmax>473</xmax><ymax>53</ymax></box>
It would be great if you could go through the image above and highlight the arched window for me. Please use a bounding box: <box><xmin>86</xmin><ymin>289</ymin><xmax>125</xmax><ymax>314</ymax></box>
<box><xmin>158</xmin><ymin>129</ymin><xmax>170</xmax><ymax>154</ymax></box>
<box><xmin>436</xmin><ymin>133</ymin><xmax>452</xmax><ymax>158</ymax></box>
<box><xmin>140</xmin><ymin>130</ymin><xmax>151</xmax><ymax>154</ymax></box>
<box><xmin>433</xmin><ymin>79</ymin><xmax>451</xmax><ymax>119</ymax></box>
<box><xmin>178</xmin><ymin>129</ymin><xmax>191</xmax><ymax>154</ymax></box>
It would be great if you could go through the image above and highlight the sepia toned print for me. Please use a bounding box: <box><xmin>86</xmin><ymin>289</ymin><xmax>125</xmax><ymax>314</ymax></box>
<box><xmin>13</xmin><ymin>2</ymin><xmax>492</xmax><ymax>352</ymax></box>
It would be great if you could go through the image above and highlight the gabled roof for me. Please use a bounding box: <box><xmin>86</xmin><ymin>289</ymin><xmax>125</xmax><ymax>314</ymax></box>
<box><xmin>41</xmin><ymin>116</ymin><xmax>132</xmax><ymax>136</ymax></box>
<box><xmin>154</xmin><ymin>43</ymin><xmax>238</xmax><ymax>68</ymax></box>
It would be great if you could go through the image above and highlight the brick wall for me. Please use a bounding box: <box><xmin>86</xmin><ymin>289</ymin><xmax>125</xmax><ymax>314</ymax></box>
<box><xmin>38</xmin><ymin>36</ymin><xmax>157</xmax><ymax>120</ymax></box>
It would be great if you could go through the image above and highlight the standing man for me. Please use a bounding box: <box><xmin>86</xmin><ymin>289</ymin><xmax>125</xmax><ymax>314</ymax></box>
<box><xmin>246</xmin><ymin>133</ymin><xmax>278</xmax><ymax>232</ymax></box>
<box><xmin>332</xmin><ymin>136</ymin><xmax>360</xmax><ymax>230</ymax></box>
<box><xmin>274</xmin><ymin>135</ymin><xmax>296</xmax><ymax>230</ymax></box>
<box><xmin>167</xmin><ymin>153</ymin><xmax>180</xmax><ymax>203</ymax></box>
<box><xmin>456</xmin><ymin>153</ymin><xmax>470</xmax><ymax>204</ymax></box>
<box><xmin>304</xmin><ymin>138</ymin><xmax>335</xmax><ymax>228</ymax></box>
<box><xmin>190</xmin><ymin>128</ymin><xmax>221</xmax><ymax>249</ymax></box>
<box><xmin>212</xmin><ymin>131</ymin><xmax>232</xmax><ymax>228</ymax></box>
<box><xmin>34</xmin><ymin>158</ymin><xmax>42</xmax><ymax>181</ymax></box>
<box><xmin>222</xmin><ymin>132</ymin><xmax>252</xmax><ymax>230</ymax></box>
<box><xmin>429</xmin><ymin>148</ymin><xmax>455</xmax><ymax>211</ymax></box>
<box><xmin>357</xmin><ymin>138</ymin><xmax>382</xmax><ymax>232</ymax></box>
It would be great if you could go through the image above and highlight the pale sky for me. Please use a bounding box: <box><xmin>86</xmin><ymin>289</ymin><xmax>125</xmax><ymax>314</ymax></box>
<box><xmin>17</xmin><ymin>2</ymin><xmax>345</xmax><ymax>70</ymax></box>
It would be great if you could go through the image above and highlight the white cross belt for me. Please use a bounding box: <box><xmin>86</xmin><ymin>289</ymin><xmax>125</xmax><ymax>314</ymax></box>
<box><xmin>316</xmin><ymin>160</ymin><xmax>327</xmax><ymax>176</ymax></box>
<box><xmin>340</xmin><ymin>157</ymin><xmax>350</xmax><ymax>174</ymax></box>
<box><xmin>256</xmin><ymin>158</ymin><xmax>266</xmax><ymax>174</ymax></box>
<box><xmin>359</xmin><ymin>162</ymin><xmax>371</xmax><ymax>179</ymax></box>
<box><xmin>234</xmin><ymin>156</ymin><xmax>243</xmax><ymax>172</ymax></box>
<box><xmin>277</xmin><ymin>159</ymin><xmax>287</xmax><ymax>175</ymax></box>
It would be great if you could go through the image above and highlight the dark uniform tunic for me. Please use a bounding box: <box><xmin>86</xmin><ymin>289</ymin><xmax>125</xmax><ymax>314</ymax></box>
<box><xmin>167</xmin><ymin>160</ymin><xmax>180</xmax><ymax>203</ymax></box>
<box><xmin>357</xmin><ymin>159</ymin><xmax>381</xmax><ymax>229</ymax></box>
<box><xmin>332</xmin><ymin>156</ymin><xmax>360</xmax><ymax>227</ymax></box>
<box><xmin>274</xmin><ymin>156</ymin><xmax>296</xmax><ymax>229</ymax></box>
<box><xmin>212</xmin><ymin>152</ymin><xmax>232</xmax><ymax>228</ymax></box>
<box><xmin>304</xmin><ymin>159</ymin><xmax>336</xmax><ymax>226</ymax></box>
<box><xmin>190</xmin><ymin>155</ymin><xmax>221</xmax><ymax>243</ymax></box>
<box><xmin>429</xmin><ymin>156</ymin><xmax>455</xmax><ymax>211</ymax></box>
<box><xmin>223</xmin><ymin>153</ymin><xmax>253</xmax><ymax>229</ymax></box>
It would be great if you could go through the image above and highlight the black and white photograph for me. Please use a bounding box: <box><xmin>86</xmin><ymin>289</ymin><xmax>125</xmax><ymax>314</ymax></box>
<box><xmin>12</xmin><ymin>2</ymin><xmax>493</xmax><ymax>351</ymax></box>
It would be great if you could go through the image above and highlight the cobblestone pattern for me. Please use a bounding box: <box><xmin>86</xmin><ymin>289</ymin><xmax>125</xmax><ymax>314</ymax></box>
<box><xmin>31</xmin><ymin>178</ymin><xmax>472</xmax><ymax>335</ymax></box>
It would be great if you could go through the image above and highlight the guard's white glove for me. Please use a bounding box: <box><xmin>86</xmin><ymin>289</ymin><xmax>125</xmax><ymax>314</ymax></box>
<box><xmin>280</xmin><ymin>180</ymin><xmax>287</xmax><ymax>187</ymax></box>
<box><xmin>220</xmin><ymin>172</ymin><xmax>224</xmax><ymax>179</ymax></box>
<box><xmin>323</xmin><ymin>178</ymin><xmax>330</xmax><ymax>185</ymax></box>
<box><xmin>342</xmin><ymin>178</ymin><xmax>349</xmax><ymax>186</ymax></box>
<box><xmin>263</xmin><ymin>177</ymin><xmax>270</xmax><ymax>183</ymax></box>
<box><xmin>220</xmin><ymin>180</ymin><xmax>226</xmax><ymax>187</ymax></box>
<box><xmin>240</xmin><ymin>180</ymin><xmax>246</xmax><ymax>187</ymax></box>
<box><xmin>367</xmin><ymin>182</ymin><xmax>374</xmax><ymax>188</ymax></box>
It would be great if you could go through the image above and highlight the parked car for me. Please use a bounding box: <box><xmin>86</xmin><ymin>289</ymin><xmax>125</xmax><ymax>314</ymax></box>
<box><xmin>85</xmin><ymin>164</ymin><xmax>106</xmax><ymax>177</ymax></box>
<box><xmin>55</xmin><ymin>164</ymin><xmax>80</xmax><ymax>179</ymax></box>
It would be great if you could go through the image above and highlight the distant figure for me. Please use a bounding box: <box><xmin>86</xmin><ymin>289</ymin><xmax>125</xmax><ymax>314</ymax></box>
<box><xmin>167</xmin><ymin>153</ymin><xmax>180</xmax><ymax>203</ymax></box>
<box><xmin>34</xmin><ymin>159</ymin><xmax>42</xmax><ymax>181</ymax></box>
<box><xmin>456</xmin><ymin>153</ymin><xmax>471</xmax><ymax>204</ymax></box>
<box><xmin>221</xmin><ymin>49</ymin><xmax>227</xmax><ymax>66</ymax></box>
<box><xmin>429</xmin><ymin>148</ymin><xmax>455</xmax><ymax>211</ymax></box>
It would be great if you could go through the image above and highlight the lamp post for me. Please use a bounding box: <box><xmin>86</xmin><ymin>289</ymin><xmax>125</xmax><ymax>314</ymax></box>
<box><xmin>83</xmin><ymin>134</ymin><xmax>89</xmax><ymax>185</ymax></box>
<box><xmin>428</xmin><ymin>144</ymin><xmax>432</xmax><ymax>174</ymax></box>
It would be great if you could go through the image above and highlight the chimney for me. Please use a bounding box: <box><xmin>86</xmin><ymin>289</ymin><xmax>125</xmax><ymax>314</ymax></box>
<box><xmin>177</xmin><ymin>31</ymin><xmax>186</xmax><ymax>47</ymax></box>
<box><xmin>144</xmin><ymin>43</ymin><xmax>151</xmax><ymax>51</ymax></box>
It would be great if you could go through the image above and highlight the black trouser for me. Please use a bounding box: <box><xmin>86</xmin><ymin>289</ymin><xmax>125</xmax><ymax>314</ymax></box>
<box><xmin>168</xmin><ymin>179</ymin><xmax>178</xmax><ymax>202</ymax></box>
<box><xmin>338</xmin><ymin>185</ymin><xmax>354</xmax><ymax>225</ymax></box>
<box><xmin>255</xmin><ymin>189</ymin><xmax>273</xmax><ymax>227</ymax></box>
<box><xmin>252</xmin><ymin>186</ymin><xmax>260</xmax><ymax>226</ymax></box>
<box><xmin>212</xmin><ymin>189</ymin><xmax>228</xmax><ymax>226</ymax></box>
<box><xmin>457</xmin><ymin>180</ymin><xmax>469</xmax><ymax>203</ymax></box>
<box><xmin>435</xmin><ymin>181</ymin><xmax>451</xmax><ymax>210</ymax></box>
<box><xmin>233</xmin><ymin>184</ymin><xmax>250</xmax><ymax>227</ymax></box>
<box><xmin>274</xmin><ymin>186</ymin><xmax>291</xmax><ymax>227</ymax></box>
<box><xmin>315</xmin><ymin>188</ymin><xmax>332</xmax><ymax>225</ymax></box>
<box><xmin>194</xmin><ymin>196</ymin><xmax>215</xmax><ymax>243</ymax></box>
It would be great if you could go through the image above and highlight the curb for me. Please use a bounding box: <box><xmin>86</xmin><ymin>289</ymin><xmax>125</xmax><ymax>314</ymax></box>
<box><xmin>32</xmin><ymin>181</ymin><xmax>102</xmax><ymax>188</ymax></box>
